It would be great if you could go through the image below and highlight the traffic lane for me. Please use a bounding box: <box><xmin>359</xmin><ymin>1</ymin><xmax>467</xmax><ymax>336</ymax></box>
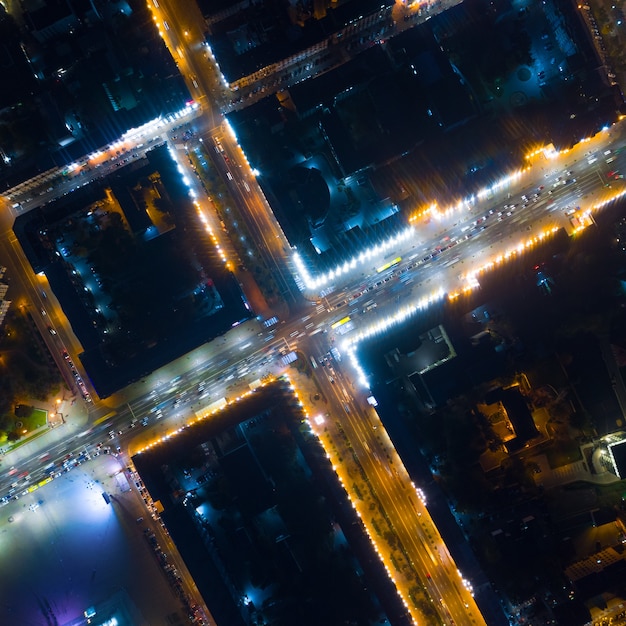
<box><xmin>154</xmin><ymin>0</ymin><xmax>224</xmax><ymax>127</ymax></box>
<box><xmin>10</xmin><ymin>147</ymin><xmax>154</xmax><ymax>214</ymax></box>
<box><xmin>0</xmin><ymin>410</ymin><xmax>136</xmax><ymax>497</ymax></box>
<box><xmin>170</xmin><ymin>141</ymin><xmax>243</xmax><ymax>263</ymax></box>
<box><xmin>214</xmin><ymin>138</ymin><xmax>289</xmax><ymax>259</ymax></box>
<box><xmin>316</xmin><ymin>374</ymin><xmax>429</xmax><ymax>616</ymax></box>
<box><xmin>340</xmin><ymin>403</ymin><xmax>472</xmax><ymax>622</ymax></box>
<box><xmin>354</xmin><ymin>419</ymin><xmax>477</xmax><ymax>624</ymax></box>
<box><xmin>371</xmin><ymin>373</ymin><xmax>496</xmax><ymax>589</ymax></box>
<box><xmin>347</xmin><ymin>417</ymin><xmax>473</xmax><ymax>622</ymax></box>
<box><xmin>185</xmin><ymin>129</ymin><xmax>300</xmax><ymax>302</ymax></box>
<box><xmin>1</xmin><ymin>430</ymin><xmax>86</xmax><ymax>489</ymax></box>
<box><xmin>5</xmin><ymin>111</ymin><xmax>201</xmax><ymax>214</ymax></box>
<box><xmin>314</xmin><ymin>338</ymin><xmax>482</xmax><ymax>622</ymax></box>
<box><xmin>336</xmin><ymin>198</ymin><xmax>548</xmax><ymax>305</ymax></box>
<box><xmin>328</xmin><ymin>137</ymin><xmax>622</xmax><ymax>302</ymax></box>
<box><xmin>318</xmin><ymin>370</ymin><xmax>474</xmax><ymax>624</ymax></box>
<box><xmin>306</xmin><ymin>407</ymin><xmax>438</xmax><ymax>621</ymax></box>
<box><xmin>115</xmin><ymin>332</ymin><xmax>283</xmax><ymax>430</ymax></box>
<box><xmin>329</xmin><ymin>222</ymin><xmax>520</xmax><ymax>308</ymax></box>
<box><xmin>225</xmin><ymin>169</ymin><xmax>282</xmax><ymax>264</ymax></box>
<box><xmin>238</xmin><ymin>185</ymin><xmax>286</xmax><ymax>259</ymax></box>
<box><xmin>105</xmin><ymin>322</ymin><xmax>270</xmax><ymax>407</ymax></box>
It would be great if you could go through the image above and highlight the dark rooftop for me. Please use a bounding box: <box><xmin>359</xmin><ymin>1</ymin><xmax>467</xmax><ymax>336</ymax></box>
<box><xmin>204</xmin><ymin>0</ymin><xmax>394</xmax><ymax>82</ymax></box>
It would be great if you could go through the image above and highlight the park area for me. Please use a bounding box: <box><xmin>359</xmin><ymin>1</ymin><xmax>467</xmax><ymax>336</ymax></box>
<box><xmin>0</xmin><ymin>404</ymin><xmax>48</xmax><ymax>448</ymax></box>
<box><xmin>0</xmin><ymin>302</ymin><xmax>64</xmax><ymax>449</ymax></box>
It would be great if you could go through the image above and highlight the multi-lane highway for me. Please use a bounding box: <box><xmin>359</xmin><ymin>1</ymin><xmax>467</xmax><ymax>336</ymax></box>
<box><xmin>2</xmin><ymin>1</ymin><xmax>626</xmax><ymax>624</ymax></box>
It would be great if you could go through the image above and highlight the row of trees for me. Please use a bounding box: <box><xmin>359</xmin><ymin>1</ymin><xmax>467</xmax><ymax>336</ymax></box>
<box><xmin>0</xmin><ymin>307</ymin><xmax>63</xmax><ymax>444</ymax></box>
<box><xmin>188</xmin><ymin>149</ymin><xmax>282</xmax><ymax>302</ymax></box>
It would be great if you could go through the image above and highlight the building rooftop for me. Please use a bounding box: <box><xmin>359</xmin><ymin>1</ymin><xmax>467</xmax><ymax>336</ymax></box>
<box><xmin>607</xmin><ymin>438</ymin><xmax>626</xmax><ymax>478</ymax></box>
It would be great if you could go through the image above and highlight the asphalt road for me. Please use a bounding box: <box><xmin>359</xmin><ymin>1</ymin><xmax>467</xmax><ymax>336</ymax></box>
<box><xmin>304</xmin><ymin>328</ymin><xmax>481</xmax><ymax>624</ymax></box>
<box><xmin>1</xmin><ymin>5</ymin><xmax>626</xmax><ymax>625</ymax></box>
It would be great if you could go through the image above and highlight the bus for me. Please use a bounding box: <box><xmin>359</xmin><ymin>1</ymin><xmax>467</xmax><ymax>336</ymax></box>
<box><xmin>93</xmin><ymin>411</ymin><xmax>117</xmax><ymax>427</ymax></box>
<box><xmin>376</xmin><ymin>257</ymin><xmax>401</xmax><ymax>273</ymax></box>
<box><xmin>331</xmin><ymin>316</ymin><xmax>351</xmax><ymax>330</ymax></box>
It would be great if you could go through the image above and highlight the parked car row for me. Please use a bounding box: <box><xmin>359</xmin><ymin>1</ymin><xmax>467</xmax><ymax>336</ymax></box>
<box><xmin>62</xmin><ymin>350</ymin><xmax>92</xmax><ymax>402</ymax></box>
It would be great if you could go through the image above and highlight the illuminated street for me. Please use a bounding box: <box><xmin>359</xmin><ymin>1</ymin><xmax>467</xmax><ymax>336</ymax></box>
<box><xmin>1</xmin><ymin>112</ymin><xmax>625</xmax><ymax>622</ymax></box>
<box><xmin>0</xmin><ymin>454</ymin><xmax>189</xmax><ymax>625</ymax></box>
<box><xmin>1</xmin><ymin>0</ymin><xmax>626</xmax><ymax>625</ymax></box>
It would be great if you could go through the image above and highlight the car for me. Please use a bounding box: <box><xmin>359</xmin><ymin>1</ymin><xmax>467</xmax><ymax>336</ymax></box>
<box><xmin>48</xmin><ymin>326</ymin><xmax>57</xmax><ymax>335</ymax></box>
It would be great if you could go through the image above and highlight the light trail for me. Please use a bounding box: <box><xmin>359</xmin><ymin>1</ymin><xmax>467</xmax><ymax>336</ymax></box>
<box><xmin>135</xmin><ymin>377</ymin><xmax>278</xmax><ymax>454</ymax></box>
<box><xmin>293</xmin><ymin>124</ymin><xmax>619</xmax><ymax>293</ymax></box>
<box><xmin>297</xmin><ymin>379</ymin><xmax>422</xmax><ymax>625</ymax></box>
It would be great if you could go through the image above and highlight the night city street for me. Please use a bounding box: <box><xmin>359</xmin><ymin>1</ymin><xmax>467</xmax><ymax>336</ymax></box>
<box><xmin>2</xmin><ymin>1</ymin><xmax>626</xmax><ymax>625</ymax></box>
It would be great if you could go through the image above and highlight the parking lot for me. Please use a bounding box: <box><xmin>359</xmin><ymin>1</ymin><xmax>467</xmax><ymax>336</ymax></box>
<box><xmin>0</xmin><ymin>454</ymin><xmax>185</xmax><ymax>624</ymax></box>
